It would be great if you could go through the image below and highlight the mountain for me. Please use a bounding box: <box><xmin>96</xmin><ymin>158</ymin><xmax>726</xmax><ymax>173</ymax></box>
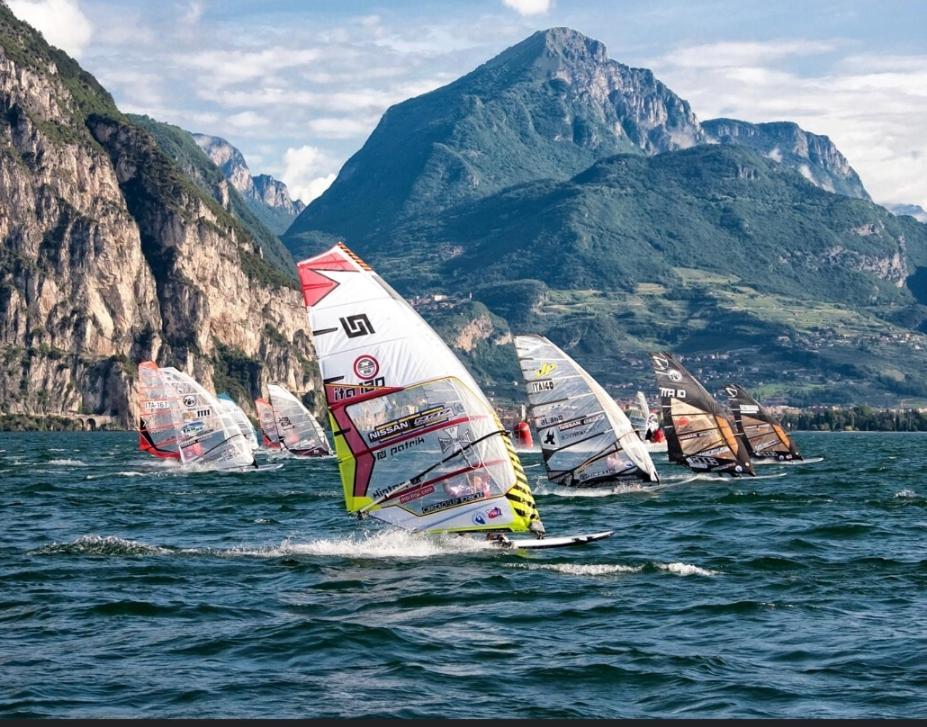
<box><xmin>193</xmin><ymin>134</ymin><xmax>305</xmax><ymax>235</ymax></box>
<box><xmin>280</xmin><ymin>27</ymin><xmax>927</xmax><ymax>406</ymax></box>
<box><xmin>884</xmin><ymin>203</ymin><xmax>927</xmax><ymax>224</ymax></box>
<box><xmin>285</xmin><ymin>27</ymin><xmax>871</xmax><ymax>258</ymax></box>
<box><xmin>393</xmin><ymin>144</ymin><xmax>927</xmax><ymax>404</ymax></box>
<box><xmin>702</xmin><ymin>119</ymin><xmax>869</xmax><ymax>200</ymax></box>
<box><xmin>284</xmin><ymin>27</ymin><xmax>704</xmax><ymax>252</ymax></box>
<box><xmin>0</xmin><ymin>5</ymin><xmax>319</xmax><ymax>427</ymax></box>
<box><xmin>128</xmin><ymin>115</ymin><xmax>295</xmax><ymax>272</ymax></box>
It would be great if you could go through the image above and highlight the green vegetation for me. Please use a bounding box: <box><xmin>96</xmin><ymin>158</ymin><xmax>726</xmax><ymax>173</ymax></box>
<box><xmin>212</xmin><ymin>342</ymin><xmax>262</xmax><ymax>404</ymax></box>
<box><xmin>781</xmin><ymin>406</ymin><xmax>927</xmax><ymax>432</ymax></box>
<box><xmin>128</xmin><ymin>114</ymin><xmax>296</xmax><ymax>274</ymax></box>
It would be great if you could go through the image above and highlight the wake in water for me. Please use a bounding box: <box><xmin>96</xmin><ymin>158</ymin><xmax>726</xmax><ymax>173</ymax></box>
<box><xmin>753</xmin><ymin>456</ymin><xmax>825</xmax><ymax>467</ymax></box>
<box><xmin>507</xmin><ymin>561</ymin><xmax>719</xmax><ymax>577</ymax></box>
<box><xmin>30</xmin><ymin>529</ymin><xmax>497</xmax><ymax>561</ymax></box>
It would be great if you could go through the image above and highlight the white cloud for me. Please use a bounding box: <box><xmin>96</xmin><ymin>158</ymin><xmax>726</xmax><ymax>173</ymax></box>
<box><xmin>650</xmin><ymin>44</ymin><xmax>927</xmax><ymax>209</ymax></box>
<box><xmin>306</xmin><ymin>116</ymin><xmax>379</xmax><ymax>139</ymax></box>
<box><xmin>281</xmin><ymin>145</ymin><xmax>338</xmax><ymax>203</ymax></box>
<box><xmin>181</xmin><ymin>47</ymin><xmax>321</xmax><ymax>87</ymax></box>
<box><xmin>664</xmin><ymin>39</ymin><xmax>836</xmax><ymax>69</ymax></box>
<box><xmin>7</xmin><ymin>0</ymin><xmax>93</xmax><ymax>57</ymax></box>
<box><xmin>502</xmin><ymin>0</ymin><xmax>551</xmax><ymax>16</ymax></box>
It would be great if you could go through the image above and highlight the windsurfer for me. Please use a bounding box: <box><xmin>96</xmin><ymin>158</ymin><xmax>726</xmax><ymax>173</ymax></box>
<box><xmin>444</xmin><ymin>470</ymin><xmax>494</xmax><ymax>498</ymax></box>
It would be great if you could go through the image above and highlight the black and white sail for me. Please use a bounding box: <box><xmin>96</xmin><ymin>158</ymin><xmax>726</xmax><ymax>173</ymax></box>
<box><xmin>723</xmin><ymin>383</ymin><xmax>802</xmax><ymax>461</ymax></box>
<box><xmin>650</xmin><ymin>352</ymin><xmax>754</xmax><ymax>476</ymax></box>
<box><xmin>515</xmin><ymin>335</ymin><xmax>659</xmax><ymax>487</ymax></box>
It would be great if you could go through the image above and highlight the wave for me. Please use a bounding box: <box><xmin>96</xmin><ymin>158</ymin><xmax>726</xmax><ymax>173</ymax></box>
<box><xmin>895</xmin><ymin>489</ymin><xmax>918</xmax><ymax>498</ymax></box>
<box><xmin>47</xmin><ymin>458</ymin><xmax>87</xmax><ymax>466</ymax></box>
<box><xmin>84</xmin><ymin>471</ymin><xmax>147</xmax><ymax>480</ymax></box>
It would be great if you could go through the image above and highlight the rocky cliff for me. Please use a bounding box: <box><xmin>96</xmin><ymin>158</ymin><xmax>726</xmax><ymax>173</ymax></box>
<box><xmin>0</xmin><ymin>5</ymin><xmax>317</xmax><ymax>427</ymax></box>
<box><xmin>703</xmin><ymin>118</ymin><xmax>869</xmax><ymax>200</ymax></box>
<box><xmin>193</xmin><ymin>133</ymin><xmax>305</xmax><ymax>235</ymax></box>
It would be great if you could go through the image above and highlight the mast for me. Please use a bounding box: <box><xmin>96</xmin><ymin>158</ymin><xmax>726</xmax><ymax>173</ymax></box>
<box><xmin>650</xmin><ymin>352</ymin><xmax>754</xmax><ymax>476</ymax></box>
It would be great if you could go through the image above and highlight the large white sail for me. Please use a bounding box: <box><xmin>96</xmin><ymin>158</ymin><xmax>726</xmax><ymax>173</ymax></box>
<box><xmin>136</xmin><ymin>361</ymin><xmax>181</xmax><ymax>460</ymax></box>
<box><xmin>296</xmin><ymin>243</ymin><xmax>544</xmax><ymax>536</ymax></box>
<box><xmin>159</xmin><ymin>367</ymin><xmax>254</xmax><ymax>470</ymax></box>
<box><xmin>626</xmin><ymin>390</ymin><xmax>651</xmax><ymax>440</ymax></box>
<box><xmin>514</xmin><ymin>335</ymin><xmax>659</xmax><ymax>486</ymax></box>
<box><xmin>217</xmin><ymin>393</ymin><xmax>260</xmax><ymax>451</ymax></box>
<box><xmin>254</xmin><ymin>397</ymin><xmax>281</xmax><ymax>449</ymax></box>
<box><xmin>266</xmin><ymin>384</ymin><xmax>332</xmax><ymax>457</ymax></box>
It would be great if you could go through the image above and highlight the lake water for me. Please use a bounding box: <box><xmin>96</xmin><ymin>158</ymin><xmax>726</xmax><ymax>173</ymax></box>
<box><xmin>1</xmin><ymin>431</ymin><xmax>925</xmax><ymax>717</ymax></box>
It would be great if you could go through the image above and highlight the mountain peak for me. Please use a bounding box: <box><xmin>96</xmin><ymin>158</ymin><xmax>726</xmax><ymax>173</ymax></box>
<box><xmin>476</xmin><ymin>27</ymin><xmax>608</xmax><ymax>83</ymax></box>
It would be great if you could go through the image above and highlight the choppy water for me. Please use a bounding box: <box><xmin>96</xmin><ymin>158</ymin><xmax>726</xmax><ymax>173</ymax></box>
<box><xmin>2</xmin><ymin>431</ymin><xmax>926</xmax><ymax>718</ymax></box>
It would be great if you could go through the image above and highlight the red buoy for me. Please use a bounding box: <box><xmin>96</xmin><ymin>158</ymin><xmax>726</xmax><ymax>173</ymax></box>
<box><xmin>514</xmin><ymin>420</ymin><xmax>533</xmax><ymax>448</ymax></box>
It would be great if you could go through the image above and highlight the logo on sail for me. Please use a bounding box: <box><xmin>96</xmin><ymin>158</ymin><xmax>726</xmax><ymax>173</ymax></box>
<box><xmin>353</xmin><ymin>354</ymin><xmax>380</xmax><ymax>380</ymax></box>
<box><xmin>340</xmin><ymin>313</ymin><xmax>375</xmax><ymax>338</ymax></box>
<box><xmin>535</xmin><ymin>362</ymin><xmax>557</xmax><ymax>378</ymax></box>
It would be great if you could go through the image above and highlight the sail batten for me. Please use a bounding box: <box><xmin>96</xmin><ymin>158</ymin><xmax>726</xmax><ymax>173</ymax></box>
<box><xmin>515</xmin><ymin>335</ymin><xmax>658</xmax><ymax>487</ymax></box>
<box><xmin>297</xmin><ymin>243</ymin><xmax>544</xmax><ymax>536</ymax></box>
<box><xmin>650</xmin><ymin>352</ymin><xmax>754</xmax><ymax>476</ymax></box>
<box><xmin>724</xmin><ymin>384</ymin><xmax>802</xmax><ymax>461</ymax></box>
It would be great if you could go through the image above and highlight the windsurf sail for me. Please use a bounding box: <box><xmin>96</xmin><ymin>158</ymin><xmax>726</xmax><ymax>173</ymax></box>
<box><xmin>254</xmin><ymin>397</ymin><xmax>282</xmax><ymax>449</ymax></box>
<box><xmin>296</xmin><ymin>242</ymin><xmax>544</xmax><ymax>537</ymax></box>
<box><xmin>217</xmin><ymin>392</ymin><xmax>260</xmax><ymax>451</ymax></box>
<box><xmin>159</xmin><ymin>367</ymin><xmax>254</xmax><ymax>470</ymax></box>
<box><xmin>136</xmin><ymin>361</ymin><xmax>181</xmax><ymax>460</ymax></box>
<box><xmin>626</xmin><ymin>390</ymin><xmax>651</xmax><ymax>440</ymax></box>
<box><xmin>723</xmin><ymin>383</ymin><xmax>802</xmax><ymax>461</ymax></box>
<box><xmin>515</xmin><ymin>335</ymin><xmax>659</xmax><ymax>487</ymax></box>
<box><xmin>266</xmin><ymin>384</ymin><xmax>333</xmax><ymax>457</ymax></box>
<box><xmin>650</xmin><ymin>352</ymin><xmax>754</xmax><ymax>476</ymax></box>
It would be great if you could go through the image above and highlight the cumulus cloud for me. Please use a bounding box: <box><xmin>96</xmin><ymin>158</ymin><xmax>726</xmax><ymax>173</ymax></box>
<box><xmin>7</xmin><ymin>0</ymin><xmax>93</xmax><ymax>57</ymax></box>
<box><xmin>650</xmin><ymin>42</ymin><xmax>927</xmax><ymax>209</ymax></box>
<box><xmin>281</xmin><ymin>145</ymin><xmax>338</xmax><ymax>203</ymax></box>
<box><xmin>502</xmin><ymin>0</ymin><xmax>551</xmax><ymax>16</ymax></box>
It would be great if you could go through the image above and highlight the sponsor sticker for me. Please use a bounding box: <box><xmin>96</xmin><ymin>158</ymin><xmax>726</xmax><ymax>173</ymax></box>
<box><xmin>422</xmin><ymin>491</ymin><xmax>483</xmax><ymax>515</ymax></box>
<box><xmin>472</xmin><ymin>505</ymin><xmax>504</xmax><ymax>526</ymax></box>
<box><xmin>183</xmin><ymin>395</ymin><xmax>197</xmax><ymax>408</ymax></box>
<box><xmin>368</xmin><ymin>405</ymin><xmax>452</xmax><ymax>443</ymax></box>
<box><xmin>535</xmin><ymin>362</ymin><xmax>557</xmax><ymax>378</ymax></box>
<box><xmin>353</xmin><ymin>354</ymin><xmax>380</xmax><ymax>380</ymax></box>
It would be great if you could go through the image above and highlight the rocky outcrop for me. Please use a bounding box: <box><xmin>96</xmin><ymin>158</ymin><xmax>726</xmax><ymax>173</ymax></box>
<box><xmin>703</xmin><ymin>118</ymin><xmax>870</xmax><ymax>200</ymax></box>
<box><xmin>0</xmin><ymin>6</ymin><xmax>318</xmax><ymax>426</ymax></box>
<box><xmin>193</xmin><ymin>133</ymin><xmax>305</xmax><ymax>234</ymax></box>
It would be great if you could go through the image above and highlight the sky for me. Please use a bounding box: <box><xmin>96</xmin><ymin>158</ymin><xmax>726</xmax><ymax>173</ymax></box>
<box><xmin>6</xmin><ymin>0</ymin><xmax>927</xmax><ymax>209</ymax></box>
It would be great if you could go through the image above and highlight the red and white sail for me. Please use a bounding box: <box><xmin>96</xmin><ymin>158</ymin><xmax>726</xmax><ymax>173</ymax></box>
<box><xmin>296</xmin><ymin>243</ymin><xmax>544</xmax><ymax>536</ymax></box>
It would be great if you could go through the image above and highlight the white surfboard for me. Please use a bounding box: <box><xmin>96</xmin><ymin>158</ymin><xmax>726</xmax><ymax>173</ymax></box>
<box><xmin>495</xmin><ymin>530</ymin><xmax>614</xmax><ymax>550</ymax></box>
